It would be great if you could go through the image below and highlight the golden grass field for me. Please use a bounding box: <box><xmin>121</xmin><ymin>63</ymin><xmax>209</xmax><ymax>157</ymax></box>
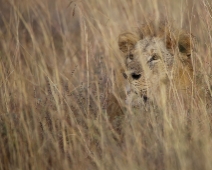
<box><xmin>0</xmin><ymin>0</ymin><xmax>212</xmax><ymax>169</ymax></box>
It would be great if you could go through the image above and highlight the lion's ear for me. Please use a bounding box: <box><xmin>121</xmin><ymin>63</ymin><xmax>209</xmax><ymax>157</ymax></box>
<box><xmin>118</xmin><ymin>32</ymin><xmax>139</xmax><ymax>53</ymax></box>
<box><xmin>178</xmin><ymin>33</ymin><xmax>193</xmax><ymax>55</ymax></box>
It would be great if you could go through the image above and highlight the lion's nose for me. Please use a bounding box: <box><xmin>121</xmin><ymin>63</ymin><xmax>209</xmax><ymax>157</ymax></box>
<box><xmin>131</xmin><ymin>73</ymin><xmax>141</xmax><ymax>80</ymax></box>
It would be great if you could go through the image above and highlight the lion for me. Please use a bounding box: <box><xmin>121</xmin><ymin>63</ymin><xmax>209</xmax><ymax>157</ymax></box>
<box><xmin>117</xmin><ymin>21</ymin><xmax>211</xmax><ymax>110</ymax></box>
<box><xmin>106</xmin><ymin>20</ymin><xmax>212</xmax><ymax>137</ymax></box>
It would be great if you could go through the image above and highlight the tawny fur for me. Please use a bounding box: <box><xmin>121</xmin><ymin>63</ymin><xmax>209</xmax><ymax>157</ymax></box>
<box><xmin>117</xmin><ymin>21</ymin><xmax>205</xmax><ymax>108</ymax></box>
<box><xmin>106</xmin><ymin>20</ymin><xmax>211</xmax><ymax>135</ymax></box>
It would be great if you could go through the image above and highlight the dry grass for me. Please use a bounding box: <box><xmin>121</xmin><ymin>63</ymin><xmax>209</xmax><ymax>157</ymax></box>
<box><xmin>0</xmin><ymin>0</ymin><xmax>212</xmax><ymax>169</ymax></box>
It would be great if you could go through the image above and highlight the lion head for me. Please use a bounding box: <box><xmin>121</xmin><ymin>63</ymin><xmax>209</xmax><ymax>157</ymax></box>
<box><xmin>118</xmin><ymin>21</ymin><xmax>194</xmax><ymax>105</ymax></box>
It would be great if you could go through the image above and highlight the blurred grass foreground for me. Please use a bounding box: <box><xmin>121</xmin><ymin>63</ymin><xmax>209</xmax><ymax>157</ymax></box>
<box><xmin>0</xmin><ymin>0</ymin><xmax>212</xmax><ymax>170</ymax></box>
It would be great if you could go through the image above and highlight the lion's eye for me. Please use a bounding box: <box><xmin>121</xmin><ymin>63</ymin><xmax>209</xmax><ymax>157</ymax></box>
<box><xmin>187</xmin><ymin>54</ymin><xmax>191</xmax><ymax>58</ymax></box>
<box><xmin>131</xmin><ymin>73</ymin><xmax>141</xmax><ymax>80</ymax></box>
<box><xmin>128</xmin><ymin>54</ymin><xmax>134</xmax><ymax>60</ymax></box>
<box><xmin>123</xmin><ymin>72</ymin><xmax>128</xmax><ymax>79</ymax></box>
<box><xmin>148</xmin><ymin>54</ymin><xmax>159</xmax><ymax>63</ymax></box>
<box><xmin>152</xmin><ymin>54</ymin><xmax>159</xmax><ymax>60</ymax></box>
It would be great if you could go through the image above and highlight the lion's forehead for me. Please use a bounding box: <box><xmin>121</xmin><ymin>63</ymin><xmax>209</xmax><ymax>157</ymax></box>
<box><xmin>131</xmin><ymin>37</ymin><xmax>173</xmax><ymax>66</ymax></box>
<box><xmin>135</xmin><ymin>37</ymin><xmax>170</xmax><ymax>56</ymax></box>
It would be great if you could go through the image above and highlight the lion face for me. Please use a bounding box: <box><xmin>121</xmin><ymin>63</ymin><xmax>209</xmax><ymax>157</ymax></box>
<box><xmin>124</xmin><ymin>37</ymin><xmax>174</xmax><ymax>101</ymax></box>
<box><xmin>118</xmin><ymin>23</ymin><xmax>193</xmax><ymax>104</ymax></box>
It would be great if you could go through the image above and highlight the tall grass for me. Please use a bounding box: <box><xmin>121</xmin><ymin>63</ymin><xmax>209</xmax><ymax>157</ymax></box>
<box><xmin>0</xmin><ymin>0</ymin><xmax>212</xmax><ymax>169</ymax></box>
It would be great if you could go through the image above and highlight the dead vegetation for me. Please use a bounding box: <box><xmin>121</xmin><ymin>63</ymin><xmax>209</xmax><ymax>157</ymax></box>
<box><xmin>0</xmin><ymin>0</ymin><xmax>212</xmax><ymax>170</ymax></box>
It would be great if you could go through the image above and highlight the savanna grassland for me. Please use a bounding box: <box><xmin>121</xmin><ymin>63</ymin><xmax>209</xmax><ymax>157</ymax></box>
<box><xmin>0</xmin><ymin>0</ymin><xmax>212</xmax><ymax>170</ymax></box>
